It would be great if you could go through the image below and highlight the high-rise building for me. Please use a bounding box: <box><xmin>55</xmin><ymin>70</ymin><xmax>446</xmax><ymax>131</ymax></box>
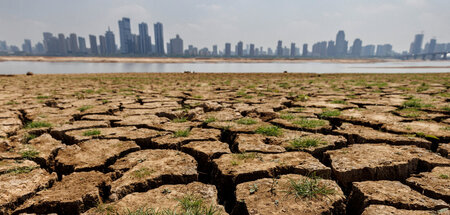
<box><xmin>78</xmin><ymin>37</ymin><xmax>87</xmax><ymax>53</ymax></box>
<box><xmin>276</xmin><ymin>40</ymin><xmax>283</xmax><ymax>57</ymax></box>
<box><xmin>154</xmin><ymin>22</ymin><xmax>165</xmax><ymax>55</ymax></box>
<box><xmin>302</xmin><ymin>44</ymin><xmax>308</xmax><ymax>57</ymax></box>
<box><xmin>249</xmin><ymin>44</ymin><xmax>255</xmax><ymax>57</ymax></box>
<box><xmin>0</xmin><ymin>41</ymin><xmax>7</xmax><ymax>52</ymax></box>
<box><xmin>236</xmin><ymin>41</ymin><xmax>243</xmax><ymax>57</ymax></box>
<box><xmin>224</xmin><ymin>43</ymin><xmax>231</xmax><ymax>57</ymax></box>
<box><xmin>69</xmin><ymin>33</ymin><xmax>79</xmax><ymax>53</ymax></box>
<box><xmin>105</xmin><ymin>27</ymin><xmax>116</xmax><ymax>55</ymax></box>
<box><xmin>34</xmin><ymin>42</ymin><xmax>45</xmax><ymax>54</ymax></box>
<box><xmin>118</xmin><ymin>17</ymin><xmax>132</xmax><ymax>54</ymax></box>
<box><xmin>89</xmin><ymin>35</ymin><xmax>98</xmax><ymax>55</ymax></box>
<box><xmin>99</xmin><ymin>35</ymin><xmax>107</xmax><ymax>55</ymax></box>
<box><xmin>42</xmin><ymin>32</ymin><xmax>53</xmax><ymax>52</ymax></box>
<box><xmin>290</xmin><ymin>43</ymin><xmax>296</xmax><ymax>57</ymax></box>
<box><xmin>361</xmin><ymin>45</ymin><xmax>376</xmax><ymax>57</ymax></box>
<box><xmin>312</xmin><ymin>41</ymin><xmax>327</xmax><ymax>57</ymax></box>
<box><xmin>375</xmin><ymin>44</ymin><xmax>393</xmax><ymax>57</ymax></box>
<box><xmin>410</xmin><ymin>33</ymin><xmax>424</xmax><ymax>55</ymax></box>
<box><xmin>169</xmin><ymin>34</ymin><xmax>183</xmax><ymax>56</ymax></box>
<box><xmin>335</xmin><ymin>30</ymin><xmax>348</xmax><ymax>57</ymax></box>
<box><xmin>138</xmin><ymin>23</ymin><xmax>151</xmax><ymax>54</ymax></box>
<box><xmin>428</xmin><ymin>39</ymin><xmax>436</xmax><ymax>54</ymax></box>
<box><xmin>212</xmin><ymin>45</ymin><xmax>218</xmax><ymax>56</ymax></box>
<box><xmin>22</xmin><ymin>39</ymin><xmax>32</xmax><ymax>54</ymax></box>
<box><xmin>351</xmin><ymin>38</ymin><xmax>362</xmax><ymax>57</ymax></box>
<box><xmin>327</xmin><ymin>41</ymin><xmax>335</xmax><ymax>57</ymax></box>
<box><xmin>57</xmin><ymin>34</ymin><xmax>68</xmax><ymax>55</ymax></box>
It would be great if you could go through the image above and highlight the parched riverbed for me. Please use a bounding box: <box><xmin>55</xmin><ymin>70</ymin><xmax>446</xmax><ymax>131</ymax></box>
<box><xmin>0</xmin><ymin>73</ymin><xmax>449</xmax><ymax>214</ymax></box>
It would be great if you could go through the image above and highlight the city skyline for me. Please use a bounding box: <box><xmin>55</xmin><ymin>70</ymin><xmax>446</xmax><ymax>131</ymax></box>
<box><xmin>1</xmin><ymin>0</ymin><xmax>449</xmax><ymax>51</ymax></box>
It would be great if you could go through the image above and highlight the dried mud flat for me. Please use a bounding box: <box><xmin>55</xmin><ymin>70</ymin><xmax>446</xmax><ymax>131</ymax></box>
<box><xmin>0</xmin><ymin>72</ymin><xmax>449</xmax><ymax>215</ymax></box>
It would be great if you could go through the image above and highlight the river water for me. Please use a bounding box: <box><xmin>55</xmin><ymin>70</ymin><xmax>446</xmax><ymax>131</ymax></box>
<box><xmin>0</xmin><ymin>60</ymin><xmax>449</xmax><ymax>74</ymax></box>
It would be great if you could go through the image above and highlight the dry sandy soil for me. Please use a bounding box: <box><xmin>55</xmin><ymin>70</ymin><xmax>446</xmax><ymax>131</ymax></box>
<box><xmin>0</xmin><ymin>72</ymin><xmax>449</xmax><ymax>214</ymax></box>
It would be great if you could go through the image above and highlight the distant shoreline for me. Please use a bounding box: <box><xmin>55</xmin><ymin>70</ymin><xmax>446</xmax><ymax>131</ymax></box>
<box><xmin>0</xmin><ymin>56</ymin><xmax>393</xmax><ymax>64</ymax></box>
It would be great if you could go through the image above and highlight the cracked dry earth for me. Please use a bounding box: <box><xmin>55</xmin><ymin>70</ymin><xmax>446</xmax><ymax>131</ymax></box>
<box><xmin>0</xmin><ymin>72</ymin><xmax>449</xmax><ymax>215</ymax></box>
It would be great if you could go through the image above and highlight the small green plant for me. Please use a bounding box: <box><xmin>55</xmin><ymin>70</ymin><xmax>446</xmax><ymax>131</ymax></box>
<box><xmin>21</xmin><ymin>149</ymin><xmax>39</xmax><ymax>160</ymax></box>
<box><xmin>318</xmin><ymin>109</ymin><xmax>341</xmax><ymax>118</ymax></box>
<box><xmin>442</xmin><ymin>106</ymin><xmax>450</xmax><ymax>112</ymax></box>
<box><xmin>416</xmin><ymin>83</ymin><xmax>429</xmax><ymax>92</ymax></box>
<box><xmin>401</xmin><ymin>97</ymin><xmax>432</xmax><ymax>109</ymax></box>
<box><xmin>78</xmin><ymin>105</ymin><xmax>93</xmax><ymax>112</ymax></box>
<box><xmin>296</xmin><ymin>94</ymin><xmax>309</xmax><ymax>102</ymax></box>
<box><xmin>6</xmin><ymin>100</ymin><xmax>19</xmax><ymax>105</ymax></box>
<box><xmin>285</xmin><ymin>176</ymin><xmax>334</xmax><ymax>199</ymax></box>
<box><xmin>36</xmin><ymin>95</ymin><xmax>49</xmax><ymax>99</ymax></box>
<box><xmin>293</xmin><ymin>119</ymin><xmax>326</xmax><ymax>128</ymax></box>
<box><xmin>415</xmin><ymin>132</ymin><xmax>439</xmax><ymax>140</ymax></box>
<box><xmin>176</xmin><ymin>195</ymin><xmax>220</xmax><ymax>215</ymax></box>
<box><xmin>236</xmin><ymin>90</ymin><xmax>247</xmax><ymax>97</ymax></box>
<box><xmin>101</xmin><ymin>99</ymin><xmax>110</xmax><ymax>104</ymax></box>
<box><xmin>287</xmin><ymin>137</ymin><xmax>325</xmax><ymax>150</ymax></box>
<box><xmin>231</xmin><ymin>160</ymin><xmax>239</xmax><ymax>166</ymax></box>
<box><xmin>23</xmin><ymin>134</ymin><xmax>37</xmax><ymax>143</ymax></box>
<box><xmin>133</xmin><ymin>167</ymin><xmax>154</xmax><ymax>179</ymax></box>
<box><xmin>83</xmin><ymin>129</ymin><xmax>101</xmax><ymax>136</ymax></box>
<box><xmin>235</xmin><ymin>152</ymin><xmax>259</xmax><ymax>160</ymax></box>
<box><xmin>280</xmin><ymin>113</ymin><xmax>295</xmax><ymax>120</ymax></box>
<box><xmin>25</xmin><ymin>121</ymin><xmax>52</xmax><ymax>129</ymax></box>
<box><xmin>255</xmin><ymin>126</ymin><xmax>283</xmax><ymax>136</ymax></box>
<box><xmin>236</xmin><ymin>118</ymin><xmax>257</xmax><ymax>125</ymax></box>
<box><xmin>249</xmin><ymin>183</ymin><xmax>258</xmax><ymax>194</ymax></box>
<box><xmin>6</xmin><ymin>166</ymin><xmax>36</xmax><ymax>174</ymax></box>
<box><xmin>204</xmin><ymin>117</ymin><xmax>217</xmax><ymax>123</ymax></box>
<box><xmin>193</xmin><ymin>95</ymin><xmax>203</xmax><ymax>99</ymax></box>
<box><xmin>330</xmin><ymin>100</ymin><xmax>347</xmax><ymax>104</ymax></box>
<box><xmin>174</xmin><ymin>129</ymin><xmax>190</xmax><ymax>137</ymax></box>
<box><xmin>439</xmin><ymin>174</ymin><xmax>449</xmax><ymax>179</ymax></box>
<box><xmin>172</xmin><ymin>117</ymin><xmax>188</xmax><ymax>123</ymax></box>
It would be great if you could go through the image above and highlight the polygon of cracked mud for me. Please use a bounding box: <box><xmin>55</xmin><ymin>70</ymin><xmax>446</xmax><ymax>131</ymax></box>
<box><xmin>0</xmin><ymin>166</ymin><xmax>57</xmax><ymax>214</ymax></box>
<box><xmin>324</xmin><ymin>144</ymin><xmax>450</xmax><ymax>188</ymax></box>
<box><xmin>271</xmin><ymin>117</ymin><xmax>332</xmax><ymax>133</ymax></box>
<box><xmin>18</xmin><ymin>133</ymin><xmax>65</xmax><ymax>167</ymax></box>
<box><xmin>438</xmin><ymin>143</ymin><xmax>450</xmax><ymax>158</ymax></box>
<box><xmin>383</xmin><ymin>121</ymin><xmax>450</xmax><ymax>141</ymax></box>
<box><xmin>55</xmin><ymin>139</ymin><xmax>140</xmax><ymax>174</ymax></box>
<box><xmin>335</xmin><ymin>122</ymin><xmax>431</xmax><ymax>149</ymax></box>
<box><xmin>348</xmin><ymin>180</ymin><xmax>449</xmax><ymax>214</ymax></box>
<box><xmin>152</xmin><ymin>128</ymin><xmax>221</xmax><ymax>149</ymax></box>
<box><xmin>208</xmin><ymin>118</ymin><xmax>272</xmax><ymax>133</ymax></box>
<box><xmin>234</xmin><ymin>130</ymin><xmax>345</xmax><ymax>156</ymax></box>
<box><xmin>337</xmin><ymin>108</ymin><xmax>404</xmax><ymax>128</ymax></box>
<box><xmin>291</xmin><ymin>98</ymin><xmax>358</xmax><ymax>110</ymax></box>
<box><xmin>361</xmin><ymin>204</ymin><xmax>447</xmax><ymax>215</ymax></box>
<box><xmin>406</xmin><ymin>166</ymin><xmax>450</xmax><ymax>203</ymax></box>
<box><xmin>84</xmin><ymin>182</ymin><xmax>227</xmax><ymax>214</ymax></box>
<box><xmin>50</xmin><ymin>120</ymin><xmax>110</xmax><ymax>142</ymax></box>
<box><xmin>113</xmin><ymin>115</ymin><xmax>169</xmax><ymax>129</ymax></box>
<box><xmin>234</xmin><ymin>174</ymin><xmax>346</xmax><ymax>215</ymax></box>
<box><xmin>14</xmin><ymin>171</ymin><xmax>110</xmax><ymax>214</ymax></box>
<box><xmin>63</xmin><ymin>126</ymin><xmax>163</xmax><ymax>145</ymax></box>
<box><xmin>197</xmin><ymin>109</ymin><xmax>243</xmax><ymax>122</ymax></box>
<box><xmin>108</xmin><ymin>149</ymin><xmax>198</xmax><ymax>200</ymax></box>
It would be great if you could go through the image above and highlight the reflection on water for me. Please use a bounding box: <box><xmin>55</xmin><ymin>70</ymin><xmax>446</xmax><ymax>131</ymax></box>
<box><xmin>0</xmin><ymin>61</ymin><xmax>448</xmax><ymax>74</ymax></box>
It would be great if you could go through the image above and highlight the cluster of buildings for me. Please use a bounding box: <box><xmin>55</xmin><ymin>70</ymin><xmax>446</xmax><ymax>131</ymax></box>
<box><xmin>1</xmin><ymin>17</ymin><xmax>449</xmax><ymax>59</ymax></box>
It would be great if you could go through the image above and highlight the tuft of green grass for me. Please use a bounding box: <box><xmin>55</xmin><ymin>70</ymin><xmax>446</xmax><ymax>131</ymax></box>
<box><xmin>280</xmin><ymin>113</ymin><xmax>295</xmax><ymax>120</ymax></box>
<box><xmin>416</xmin><ymin>132</ymin><xmax>439</xmax><ymax>140</ymax></box>
<box><xmin>318</xmin><ymin>109</ymin><xmax>341</xmax><ymax>118</ymax></box>
<box><xmin>293</xmin><ymin>119</ymin><xmax>326</xmax><ymax>128</ymax></box>
<box><xmin>6</xmin><ymin>166</ymin><xmax>36</xmax><ymax>174</ymax></box>
<box><xmin>255</xmin><ymin>126</ymin><xmax>283</xmax><ymax>137</ymax></box>
<box><xmin>416</xmin><ymin>83</ymin><xmax>429</xmax><ymax>92</ymax></box>
<box><xmin>172</xmin><ymin>117</ymin><xmax>188</xmax><ymax>123</ymax></box>
<box><xmin>173</xmin><ymin>129</ymin><xmax>190</xmax><ymax>138</ymax></box>
<box><xmin>330</xmin><ymin>100</ymin><xmax>347</xmax><ymax>104</ymax></box>
<box><xmin>36</xmin><ymin>95</ymin><xmax>49</xmax><ymax>99</ymax></box>
<box><xmin>234</xmin><ymin>152</ymin><xmax>259</xmax><ymax>160</ymax></box>
<box><xmin>78</xmin><ymin>105</ymin><xmax>93</xmax><ymax>112</ymax></box>
<box><xmin>132</xmin><ymin>167</ymin><xmax>154</xmax><ymax>179</ymax></box>
<box><xmin>24</xmin><ymin>134</ymin><xmax>37</xmax><ymax>143</ymax></box>
<box><xmin>176</xmin><ymin>195</ymin><xmax>220</xmax><ymax>215</ymax></box>
<box><xmin>295</xmin><ymin>94</ymin><xmax>309</xmax><ymax>102</ymax></box>
<box><xmin>101</xmin><ymin>99</ymin><xmax>110</xmax><ymax>104</ymax></box>
<box><xmin>204</xmin><ymin>117</ymin><xmax>217</xmax><ymax>123</ymax></box>
<box><xmin>21</xmin><ymin>149</ymin><xmax>39</xmax><ymax>160</ymax></box>
<box><xmin>442</xmin><ymin>106</ymin><xmax>450</xmax><ymax>112</ymax></box>
<box><xmin>236</xmin><ymin>118</ymin><xmax>257</xmax><ymax>125</ymax></box>
<box><xmin>83</xmin><ymin>129</ymin><xmax>101</xmax><ymax>136</ymax></box>
<box><xmin>287</xmin><ymin>137</ymin><xmax>325</xmax><ymax>150</ymax></box>
<box><xmin>285</xmin><ymin>176</ymin><xmax>335</xmax><ymax>199</ymax></box>
<box><xmin>401</xmin><ymin>97</ymin><xmax>432</xmax><ymax>109</ymax></box>
<box><xmin>6</xmin><ymin>100</ymin><xmax>19</xmax><ymax>105</ymax></box>
<box><xmin>439</xmin><ymin>174</ymin><xmax>449</xmax><ymax>179</ymax></box>
<box><xmin>25</xmin><ymin>121</ymin><xmax>52</xmax><ymax>129</ymax></box>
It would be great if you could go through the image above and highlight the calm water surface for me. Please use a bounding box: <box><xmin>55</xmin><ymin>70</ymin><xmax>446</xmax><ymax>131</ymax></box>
<box><xmin>0</xmin><ymin>61</ymin><xmax>449</xmax><ymax>74</ymax></box>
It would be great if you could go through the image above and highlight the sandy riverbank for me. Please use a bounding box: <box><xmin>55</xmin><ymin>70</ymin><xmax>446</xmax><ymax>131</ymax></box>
<box><xmin>0</xmin><ymin>56</ymin><xmax>391</xmax><ymax>64</ymax></box>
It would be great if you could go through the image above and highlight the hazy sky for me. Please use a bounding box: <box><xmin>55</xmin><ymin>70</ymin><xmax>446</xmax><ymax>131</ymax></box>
<box><xmin>0</xmin><ymin>0</ymin><xmax>449</xmax><ymax>52</ymax></box>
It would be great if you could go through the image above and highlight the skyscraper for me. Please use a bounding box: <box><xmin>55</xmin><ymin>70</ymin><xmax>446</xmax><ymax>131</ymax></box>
<box><xmin>99</xmin><ymin>35</ymin><xmax>107</xmax><ymax>55</ymax></box>
<box><xmin>361</xmin><ymin>45</ymin><xmax>376</xmax><ymax>57</ymax></box>
<box><xmin>89</xmin><ymin>35</ymin><xmax>98</xmax><ymax>55</ymax></box>
<box><xmin>169</xmin><ymin>34</ymin><xmax>183</xmax><ymax>56</ymax></box>
<box><xmin>57</xmin><ymin>34</ymin><xmax>67</xmax><ymax>55</ymax></box>
<box><xmin>224</xmin><ymin>43</ymin><xmax>231</xmax><ymax>57</ymax></box>
<box><xmin>335</xmin><ymin>30</ymin><xmax>348</xmax><ymax>57</ymax></box>
<box><xmin>351</xmin><ymin>38</ymin><xmax>362</xmax><ymax>57</ymax></box>
<box><xmin>249</xmin><ymin>44</ymin><xmax>255</xmax><ymax>57</ymax></box>
<box><xmin>69</xmin><ymin>33</ymin><xmax>79</xmax><ymax>53</ymax></box>
<box><xmin>42</xmin><ymin>32</ymin><xmax>53</xmax><ymax>52</ymax></box>
<box><xmin>327</xmin><ymin>41</ymin><xmax>335</xmax><ymax>57</ymax></box>
<box><xmin>290</xmin><ymin>43</ymin><xmax>296</xmax><ymax>57</ymax></box>
<box><xmin>276</xmin><ymin>40</ymin><xmax>283</xmax><ymax>57</ymax></box>
<box><xmin>138</xmin><ymin>23</ymin><xmax>151</xmax><ymax>54</ymax></box>
<box><xmin>105</xmin><ymin>27</ymin><xmax>116</xmax><ymax>55</ymax></box>
<box><xmin>410</xmin><ymin>33</ymin><xmax>424</xmax><ymax>55</ymax></box>
<box><xmin>302</xmin><ymin>44</ymin><xmax>308</xmax><ymax>57</ymax></box>
<box><xmin>236</xmin><ymin>41</ymin><xmax>243</xmax><ymax>57</ymax></box>
<box><xmin>154</xmin><ymin>22</ymin><xmax>165</xmax><ymax>55</ymax></box>
<box><xmin>78</xmin><ymin>37</ymin><xmax>87</xmax><ymax>53</ymax></box>
<box><xmin>212</xmin><ymin>45</ymin><xmax>218</xmax><ymax>56</ymax></box>
<box><xmin>428</xmin><ymin>39</ymin><xmax>436</xmax><ymax>54</ymax></box>
<box><xmin>118</xmin><ymin>17</ymin><xmax>132</xmax><ymax>54</ymax></box>
<box><xmin>22</xmin><ymin>39</ymin><xmax>32</xmax><ymax>54</ymax></box>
